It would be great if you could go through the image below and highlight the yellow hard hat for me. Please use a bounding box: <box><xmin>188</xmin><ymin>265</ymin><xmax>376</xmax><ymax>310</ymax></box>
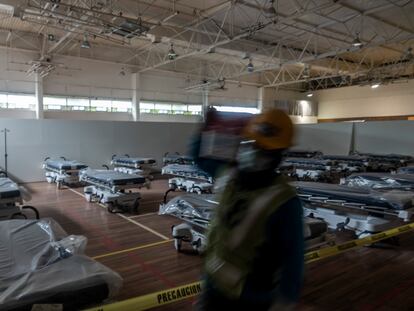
<box><xmin>242</xmin><ymin>109</ymin><xmax>294</xmax><ymax>150</ymax></box>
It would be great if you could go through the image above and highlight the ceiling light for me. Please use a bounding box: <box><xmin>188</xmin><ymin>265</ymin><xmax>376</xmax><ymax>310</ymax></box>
<box><xmin>168</xmin><ymin>43</ymin><xmax>177</xmax><ymax>60</ymax></box>
<box><xmin>307</xmin><ymin>93</ymin><xmax>313</xmax><ymax>97</ymax></box>
<box><xmin>302</xmin><ymin>64</ymin><xmax>310</xmax><ymax>78</ymax></box>
<box><xmin>371</xmin><ymin>83</ymin><xmax>380</xmax><ymax>89</ymax></box>
<box><xmin>81</xmin><ymin>34</ymin><xmax>90</xmax><ymax>49</ymax></box>
<box><xmin>247</xmin><ymin>59</ymin><xmax>254</xmax><ymax>72</ymax></box>
<box><xmin>352</xmin><ymin>33</ymin><xmax>363</xmax><ymax>47</ymax></box>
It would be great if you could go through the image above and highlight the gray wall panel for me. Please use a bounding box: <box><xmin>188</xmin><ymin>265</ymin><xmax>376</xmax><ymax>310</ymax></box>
<box><xmin>354</xmin><ymin>121</ymin><xmax>414</xmax><ymax>156</ymax></box>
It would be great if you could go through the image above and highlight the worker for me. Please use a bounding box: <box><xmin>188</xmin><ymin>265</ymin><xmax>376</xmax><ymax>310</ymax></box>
<box><xmin>194</xmin><ymin>109</ymin><xmax>304</xmax><ymax>311</ymax></box>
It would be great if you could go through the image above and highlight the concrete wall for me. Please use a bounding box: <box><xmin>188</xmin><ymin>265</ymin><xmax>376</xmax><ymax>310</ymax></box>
<box><xmin>316</xmin><ymin>80</ymin><xmax>414</xmax><ymax>119</ymax></box>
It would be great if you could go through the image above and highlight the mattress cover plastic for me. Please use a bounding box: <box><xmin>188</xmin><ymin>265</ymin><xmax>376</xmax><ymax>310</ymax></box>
<box><xmin>0</xmin><ymin>219</ymin><xmax>122</xmax><ymax>310</ymax></box>
<box><xmin>293</xmin><ymin>181</ymin><xmax>413</xmax><ymax>210</ymax></box>
<box><xmin>284</xmin><ymin>150</ymin><xmax>323</xmax><ymax>158</ymax></box>
<box><xmin>44</xmin><ymin>159</ymin><xmax>88</xmax><ymax>171</ymax></box>
<box><xmin>353</xmin><ymin>152</ymin><xmax>413</xmax><ymax>163</ymax></box>
<box><xmin>321</xmin><ymin>155</ymin><xmax>368</xmax><ymax>163</ymax></box>
<box><xmin>162</xmin><ymin>164</ymin><xmax>212</xmax><ymax>181</ymax></box>
<box><xmin>111</xmin><ymin>157</ymin><xmax>157</xmax><ymax>168</ymax></box>
<box><xmin>282</xmin><ymin>157</ymin><xmax>333</xmax><ymax>168</ymax></box>
<box><xmin>344</xmin><ymin>173</ymin><xmax>414</xmax><ymax>191</ymax></box>
<box><xmin>163</xmin><ymin>154</ymin><xmax>194</xmax><ymax>165</ymax></box>
<box><xmin>80</xmin><ymin>168</ymin><xmax>146</xmax><ymax>186</ymax></box>
<box><xmin>397</xmin><ymin>166</ymin><xmax>414</xmax><ymax>174</ymax></box>
<box><xmin>0</xmin><ymin>177</ymin><xmax>21</xmax><ymax>199</ymax></box>
<box><xmin>160</xmin><ymin>194</ymin><xmax>327</xmax><ymax>239</ymax></box>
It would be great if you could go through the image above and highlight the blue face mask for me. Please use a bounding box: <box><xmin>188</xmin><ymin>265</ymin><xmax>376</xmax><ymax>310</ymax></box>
<box><xmin>236</xmin><ymin>141</ymin><xmax>275</xmax><ymax>173</ymax></box>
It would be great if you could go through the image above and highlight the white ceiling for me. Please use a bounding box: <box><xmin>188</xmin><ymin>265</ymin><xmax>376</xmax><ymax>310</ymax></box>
<box><xmin>0</xmin><ymin>0</ymin><xmax>413</xmax><ymax>90</ymax></box>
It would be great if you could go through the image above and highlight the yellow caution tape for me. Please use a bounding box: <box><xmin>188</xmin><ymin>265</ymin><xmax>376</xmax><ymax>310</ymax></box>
<box><xmin>304</xmin><ymin>222</ymin><xmax>414</xmax><ymax>263</ymax></box>
<box><xmin>85</xmin><ymin>282</ymin><xmax>202</xmax><ymax>311</ymax></box>
<box><xmin>85</xmin><ymin>222</ymin><xmax>414</xmax><ymax>311</ymax></box>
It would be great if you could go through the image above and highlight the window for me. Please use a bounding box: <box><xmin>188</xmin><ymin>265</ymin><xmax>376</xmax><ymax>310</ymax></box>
<box><xmin>140</xmin><ymin>101</ymin><xmax>202</xmax><ymax>116</ymax></box>
<box><xmin>0</xmin><ymin>94</ymin><xmax>6</xmax><ymax>108</ymax></box>
<box><xmin>112</xmin><ymin>100</ymin><xmax>131</xmax><ymax>113</ymax></box>
<box><xmin>213</xmin><ymin>106</ymin><xmax>259</xmax><ymax>114</ymax></box>
<box><xmin>67</xmin><ymin>98</ymin><xmax>90</xmax><ymax>111</ymax></box>
<box><xmin>91</xmin><ymin>99</ymin><xmax>112</xmax><ymax>112</ymax></box>
<box><xmin>44</xmin><ymin>96</ymin><xmax>67</xmax><ymax>110</ymax></box>
<box><xmin>0</xmin><ymin>93</ymin><xmax>36</xmax><ymax>110</ymax></box>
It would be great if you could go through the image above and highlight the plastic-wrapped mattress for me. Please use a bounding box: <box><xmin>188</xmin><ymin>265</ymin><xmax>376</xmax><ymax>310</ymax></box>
<box><xmin>353</xmin><ymin>152</ymin><xmax>413</xmax><ymax>164</ymax></box>
<box><xmin>80</xmin><ymin>168</ymin><xmax>146</xmax><ymax>186</ymax></box>
<box><xmin>293</xmin><ymin>181</ymin><xmax>413</xmax><ymax>210</ymax></box>
<box><xmin>160</xmin><ymin>194</ymin><xmax>327</xmax><ymax>240</ymax></box>
<box><xmin>0</xmin><ymin>219</ymin><xmax>122</xmax><ymax>310</ymax></box>
<box><xmin>284</xmin><ymin>149</ymin><xmax>323</xmax><ymax>158</ymax></box>
<box><xmin>397</xmin><ymin>166</ymin><xmax>414</xmax><ymax>174</ymax></box>
<box><xmin>111</xmin><ymin>157</ymin><xmax>156</xmax><ymax>168</ymax></box>
<box><xmin>344</xmin><ymin>173</ymin><xmax>414</xmax><ymax>191</ymax></box>
<box><xmin>44</xmin><ymin>159</ymin><xmax>88</xmax><ymax>171</ymax></box>
<box><xmin>282</xmin><ymin>157</ymin><xmax>333</xmax><ymax>169</ymax></box>
<box><xmin>163</xmin><ymin>154</ymin><xmax>194</xmax><ymax>165</ymax></box>
<box><xmin>0</xmin><ymin>177</ymin><xmax>21</xmax><ymax>200</ymax></box>
<box><xmin>162</xmin><ymin>164</ymin><xmax>212</xmax><ymax>182</ymax></box>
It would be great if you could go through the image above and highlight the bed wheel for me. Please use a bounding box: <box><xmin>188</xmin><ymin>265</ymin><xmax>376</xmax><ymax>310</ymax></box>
<box><xmin>107</xmin><ymin>202</ymin><xmax>116</xmax><ymax>213</ymax></box>
<box><xmin>85</xmin><ymin>193</ymin><xmax>93</xmax><ymax>202</ymax></box>
<box><xmin>174</xmin><ymin>239</ymin><xmax>182</xmax><ymax>252</ymax></box>
<box><xmin>57</xmin><ymin>181</ymin><xmax>62</xmax><ymax>189</ymax></box>
<box><xmin>193</xmin><ymin>187</ymin><xmax>202</xmax><ymax>195</ymax></box>
<box><xmin>132</xmin><ymin>199</ymin><xmax>140</xmax><ymax>213</ymax></box>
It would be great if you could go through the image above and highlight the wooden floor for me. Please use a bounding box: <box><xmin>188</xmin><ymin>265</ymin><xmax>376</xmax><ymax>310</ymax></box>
<box><xmin>24</xmin><ymin>180</ymin><xmax>414</xmax><ymax>311</ymax></box>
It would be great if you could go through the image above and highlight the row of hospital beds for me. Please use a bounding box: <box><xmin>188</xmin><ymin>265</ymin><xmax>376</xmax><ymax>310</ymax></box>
<box><xmin>280</xmin><ymin>150</ymin><xmax>414</xmax><ymax>182</ymax></box>
<box><xmin>159</xmin><ymin>194</ymin><xmax>334</xmax><ymax>254</ymax></box>
<box><xmin>160</xmin><ymin>161</ymin><xmax>414</xmax><ymax>254</ymax></box>
<box><xmin>43</xmin><ymin>155</ymin><xmax>157</xmax><ymax>213</ymax></box>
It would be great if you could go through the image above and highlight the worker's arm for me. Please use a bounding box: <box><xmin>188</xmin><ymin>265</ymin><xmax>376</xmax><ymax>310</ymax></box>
<box><xmin>269</xmin><ymin>196</ymin><xmax>305</xmax><ymax>305</ymax></box>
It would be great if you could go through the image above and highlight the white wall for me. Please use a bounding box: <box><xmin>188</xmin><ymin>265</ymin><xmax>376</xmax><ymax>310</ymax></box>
<box><xmin>0</xmin><ymin>118</ymin><xmax>198</xmax><ymax>182</ymax></box>
<box><xmin>316</xmin><ymin>80</ymin><xmax>414</xmax><ymax>119</ymax></box>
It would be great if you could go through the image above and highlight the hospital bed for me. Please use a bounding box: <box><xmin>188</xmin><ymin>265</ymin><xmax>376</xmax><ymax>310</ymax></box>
<box><xmin>321</xmin><ymin>155</ymin><xmax>368</xmax><ymax>173</ymax></box>
<box><xmin>111</xmin><ymin>155</ymin><xmax>156</xmax><ymax>187</ymax></box>
<box><xmin>397</xmin><ymin>166</ymin><xmax>414</xmax><ymax>174</ymax></box>
<box><xmin>0</xmin><ymin>174</ymin><xmax>39</xmax><ymax>221</ymax></box>
<box><xmin>159</xmin><ymin>194</ymin><xmax>334</xmax><ymax>254</ymax></box>
<box><xmin>279</xmin><ymin>158</ymin><xmax>335</xmax><ymax>182</ymax></box>
<box><xmin>43</xmin><ymin>157</ymin><xmax>88</xmax><ymax>188</ymax></box>
<box><xmin>293</xmin><ymin>181</ymin><xmax>414</xmax><ymax>237</ymax></box>
<box><xmin>161</xmin><ymin>164</ymin><xmax>214</xmax><ymax>200</ymax></box>
<box><xmin>163</xmin><ymin>152</ymin><xmax>195</xmax><ymax>165</ymax></box>
<box><xmin>284</xmin><ymin>149</ymin><xmax>323</xmax><ymax>158</ymax></box>
<box><xmin>0</xmin><ymin>218</ymin><xmax>122</xmax><ymax>310</ymax></box>
<box><xmin>343</xmin><ymin>173</ymin><xmax>414</xmax><ymax>191</ymax></box>
<box><xmin>351</xmin><ymin>152</ymin><xmax>413</xmax><ymax>172</ymax></box>
<box><xmin>80</xmin><ymin>168</ymin><xmax>146</xmax><ymax>213</ymax></box>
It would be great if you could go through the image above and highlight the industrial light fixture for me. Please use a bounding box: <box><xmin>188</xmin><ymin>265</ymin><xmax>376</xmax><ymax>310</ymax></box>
<box><xmin>371</xmin><ymin>83</ymin><xmax>380</xmax><ymax>89</ymax></box>
<box><xmin>307</xmin><ymin>92</ymin><xmax>313</xmax><ymax>97</ymax></box>
<box><xmin>81</xmin><ymin>34</ymin><xmax>90</xmax><ymax>49</ymax></box>
<box><xmin>352</xmin><ymin>33</ymin><xmax>363</xmax><ymax>47</ymax></box>
<box><xmin>247</xmin><ymin>59</ymin><xmax>254</xmax><ymax>72</ymax></box>
<box><xmin>168</xmin><ymin>43</ymin><xmax>177</xmax><ymax>60</ymax></box>
<box><xmin>302</xmin><ymin>64</ymin><xmax>310</xmax><ymax>78</ymax></box>
<box><xmin>404</xmin><ymin>47</ymin><xmax>413</xmax><ymax>61</ymax></box>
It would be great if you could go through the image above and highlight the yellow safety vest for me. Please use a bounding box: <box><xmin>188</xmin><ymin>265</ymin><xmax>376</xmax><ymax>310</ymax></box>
<box><xmin>205</xmin><ymin>174</ymin><xmax>296</xmax><ymax>299</ymax></box>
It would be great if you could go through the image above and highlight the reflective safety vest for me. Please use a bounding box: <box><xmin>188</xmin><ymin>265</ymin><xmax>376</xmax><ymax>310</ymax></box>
<box><xmin>205</xmin><ymin>174</ymin><xmax>296</xmax><ymax>299</ymax></box>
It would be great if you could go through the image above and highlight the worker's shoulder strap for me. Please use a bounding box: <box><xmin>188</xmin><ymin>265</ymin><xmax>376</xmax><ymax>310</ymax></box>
<box><xmin>226</xmin><ymin>176</ymin><xmax>296</xmax><ymax>250</ymax></box>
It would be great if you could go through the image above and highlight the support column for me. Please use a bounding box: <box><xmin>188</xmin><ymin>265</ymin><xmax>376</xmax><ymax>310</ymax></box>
<box><xmin>131</xmin><ymin>73</ymin><xmax>141</xmax><ymax>121</ymax></box>
<box><xmin>201</xmin><ymin>90</ymin><xmax>209</xmax><ymax>121</ymax></box>
<box><xmin>258</xmin><ymin>87</ymin><xmax>274</xmax><ymax>112</ymax></box>
<box><xmin>35</xmin><ymin>73</ymin><xmax>44</xmax><ymax>119</ymax></box>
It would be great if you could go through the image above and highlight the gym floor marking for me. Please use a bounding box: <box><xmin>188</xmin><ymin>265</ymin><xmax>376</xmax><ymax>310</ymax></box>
<box><xmin>92</xmin><ymin>239</ymin><xmax>173</xmax><ymax>260</ymax></box>
<box><xmin>66</xmin><ymin>187</ymin><xmax>170</xmax><ymax>240</ymax></box>
<box><xmin>128</xmin><ymin>212</ymin><xmax>158</xmax><ymax>219</ymax></box>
